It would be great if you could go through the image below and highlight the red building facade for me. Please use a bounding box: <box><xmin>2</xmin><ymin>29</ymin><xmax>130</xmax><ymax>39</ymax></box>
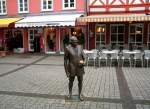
<box><xmin>0</xmin><ymin>0</ymin><xmax>86</xmax><ymax>54</ymax></box>
<box><xmin>78</xmin><ymin>0</ymin><xmax>150</xmax><ymax>50</ymax></box>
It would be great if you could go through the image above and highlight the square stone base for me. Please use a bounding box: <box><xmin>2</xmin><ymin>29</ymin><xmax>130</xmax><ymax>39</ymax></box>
<box><xmin>65</xmin><ymin>95</ymin><xmax>81</xmax><ymax>102</ymax></box>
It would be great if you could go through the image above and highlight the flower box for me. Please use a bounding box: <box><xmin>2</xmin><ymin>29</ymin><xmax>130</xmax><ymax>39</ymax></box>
<box><xmin>0</xmin><ymin>51</ymin><xmax>8</xmax><ymax>57</ymax></box>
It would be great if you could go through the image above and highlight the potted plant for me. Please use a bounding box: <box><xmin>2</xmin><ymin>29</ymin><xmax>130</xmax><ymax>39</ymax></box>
<box><xmin>0</xmin><ymin>46</ymin><xmax>7</xmax><ymax>57</ymax></box>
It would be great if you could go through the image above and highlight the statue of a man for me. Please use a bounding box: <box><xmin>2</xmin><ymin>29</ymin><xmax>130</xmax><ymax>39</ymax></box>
<box><xmin>64</xmin><ymin>36</ymin><xmax>85</xmax><ymax>101</ymax></box>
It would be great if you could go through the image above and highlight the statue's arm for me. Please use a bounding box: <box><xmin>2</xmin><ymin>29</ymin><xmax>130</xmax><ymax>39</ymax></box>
<box><xmin>81</xmin><ymin>47</ymin><xmax>86</xmax><ymax>65</ymax></box>
<box><xmin>64</xmin><ymin>47</ymin><xmax>70</xmax><ymax>77</ymax></box>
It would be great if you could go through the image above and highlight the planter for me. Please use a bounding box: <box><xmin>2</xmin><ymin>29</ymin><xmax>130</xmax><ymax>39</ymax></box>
<box><xmin>13</xmin><ymin>48</ymin><xmax>24</xmax><ymax>53</ymax></box>
<box><xmin>0</xmin><ymin>51</ymin><xmax>8</xmax><ymax>57</ymax></box>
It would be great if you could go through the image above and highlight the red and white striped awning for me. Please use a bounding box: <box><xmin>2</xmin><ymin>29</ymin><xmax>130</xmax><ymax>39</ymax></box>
<box><xmin>77</xmin><ymin>14</ymin><xmax>150</xmax><ymax>22</ymax></box>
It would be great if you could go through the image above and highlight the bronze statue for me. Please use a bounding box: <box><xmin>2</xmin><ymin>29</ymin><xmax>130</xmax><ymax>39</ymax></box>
<box><xmin>64</xmin><ymin>36</ymin><xmax>85</xmax><ymax>101</ymax></box>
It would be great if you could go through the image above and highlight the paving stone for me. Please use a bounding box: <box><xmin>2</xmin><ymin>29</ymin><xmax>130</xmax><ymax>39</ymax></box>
<box><xmin>0</xmin><ymin>64</ymin><xmax>24</xmax><ymax>75</ymax></box>
<box><xmin>122</xmin><ymin>68</ymin><xmax>150</xmax><ymax>100</ymax></box>
<box><xmin>0</xmin><ymin>54</ymin><xmax>150</xmax><ymax>109</ymax></box>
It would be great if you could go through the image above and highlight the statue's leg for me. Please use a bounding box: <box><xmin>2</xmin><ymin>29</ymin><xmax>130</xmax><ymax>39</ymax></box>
<box><xmin>77</xmin><ymin>76</ymin><xmax>84</xmax><ymax>101</ymax></box>
<box><xmin>68</xmin><ymin>76</ymin><xmax>75</xmax><ymax>98</ymax></box>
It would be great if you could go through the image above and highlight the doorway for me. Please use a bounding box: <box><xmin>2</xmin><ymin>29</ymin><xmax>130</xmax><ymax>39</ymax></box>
<box><xmin>28</xmin><ymin>29</ymin><xmax>41</xmax><ymax>52</ymax></box>
<box><xmin>34</xmin><ymin>34</ymin><xmax>40</xmax><ymax>52</ymax></box>
<box><xmin>45</xmin><ymin>27</ymin><xmax>56</xmax><ymax>52</ymax></box>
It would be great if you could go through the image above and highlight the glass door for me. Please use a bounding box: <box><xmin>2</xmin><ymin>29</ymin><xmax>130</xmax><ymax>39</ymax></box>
<box><xmin>28</xmin><ymin>29</ymin><xmax>38</xmax><ymax>52</ymax></box>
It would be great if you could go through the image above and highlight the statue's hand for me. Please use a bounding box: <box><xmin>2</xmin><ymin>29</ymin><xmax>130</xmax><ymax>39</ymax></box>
<box><xmin>79</xmin><ymin>60</ymin><xmax>84</xmax><ymax>64</ymax></box>
<box><xmin>79</xmin><ymin>60</ymin><xmax>86</xmax><ymax>66</ymax></box>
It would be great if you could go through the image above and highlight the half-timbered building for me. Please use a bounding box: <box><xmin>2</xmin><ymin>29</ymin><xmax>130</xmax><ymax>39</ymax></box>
<box><xmin>78</xmin><ymin>0</ymin><xmax>150</xmax><ymax>50</ymax></box>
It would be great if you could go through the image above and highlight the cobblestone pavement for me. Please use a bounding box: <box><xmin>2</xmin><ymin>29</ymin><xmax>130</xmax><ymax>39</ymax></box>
<box><xmin>0</xmin><ymin>54</ymin><xmax>150</xmax><ymax>109</ymax></box>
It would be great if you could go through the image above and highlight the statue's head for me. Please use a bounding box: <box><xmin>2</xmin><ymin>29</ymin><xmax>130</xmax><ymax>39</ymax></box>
<box><xmin>70</xmin><ymin>36</ymin><xmax>78</xmax><ymax>46</ymax></box>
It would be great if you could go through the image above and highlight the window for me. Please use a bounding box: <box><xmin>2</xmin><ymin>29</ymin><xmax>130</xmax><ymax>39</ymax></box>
<box><xmin>129</xmin><ymin>24</ymin><xmax>143</xmax><ymax>47</ymax></box>
<box><xmin>0</xmin><ymin>0</ymin><xmax>6</xmax><ymax>15</ymax></box>
<box><xmin>63</xmin><ymin>0</ymin><xmax>76</xmax><ymax>10</ymax></box>
<box><xmin>110</xmin><ymin>24</ymin><xmax>125</xmax><ymax>48</ymax></box>
<box><xmin>41</xmin><ymin>0</ymin><xmax>53</xmax><ymax>11</ymax></box>
<box><xmin>95</xmin><ymin>25</ymin><xmax>106</xmax><ymax>49</ymax></box>
<box><xmin>18</xmin><ymin>0</ymin><xmax>29</xmax><ymax>13</ymax></box>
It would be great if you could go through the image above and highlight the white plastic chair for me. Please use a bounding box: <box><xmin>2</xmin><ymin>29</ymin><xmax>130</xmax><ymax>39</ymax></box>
<box><xmin>144</xmin><ymin>51</ymin><xmax>150</xmax><ymax>67</ymax></box>
<box><xmin>98</xmin><ymin>52</ymin><xmax>108</xmax><ymax>67</ymax></box>
<box><xmin>86</xmin><ymin>49</ymin><xmax>98</xmax><ymax>67</ymax></box>
<box><xmin>133</xmin><ymin>52</ymin><xmax>143</xmax><ymax>67</ymax></box>
<box><xmin>121</xmin><ymin>52</ymin><xmax>132</xmax><ymax>67</ymax></box>
<box><xmin>110</xmin><ymin>52</ymin><xmax>119</xmax><ymax>67</ymax></box>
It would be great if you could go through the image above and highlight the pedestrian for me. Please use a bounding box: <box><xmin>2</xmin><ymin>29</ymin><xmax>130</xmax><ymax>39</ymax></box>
<box><xmin>63</xmin><ymin>33</ymin><xmax>69</xmax><ymax>47</ymax></box>
<box><xmin>64</xmin><ymin>36</ymin><xmax>85</xmax><ymax>101</ymax></box>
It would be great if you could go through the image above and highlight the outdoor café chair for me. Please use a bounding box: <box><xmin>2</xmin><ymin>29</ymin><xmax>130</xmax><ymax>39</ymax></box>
<box><xmin>133</xmin><ymin>52</ymin><xmax>144</xmax><ymax>67</ymax></box>
<box><xmin>98</xmin><ymin>52</ymin><xmax>108</xmax><ymax>67</ymax></box>
<box><xmin>144</xmin><ymin>50</ymin><xmax>150</xmax><ymax>67</ymax></box>
<box><xmin>86</xmin><ymin>49</ymin><xmax>98</xmax><ymax>67</ymax></box>
<box><xmin>121</xmin><ymin>52</ymin><xmax>132</xmax><ymax>67</ymax></box>
<box><xmin>110</xmin><ymin>52</ymin><xmax>119</xmax><ymax>67</ymax></box>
